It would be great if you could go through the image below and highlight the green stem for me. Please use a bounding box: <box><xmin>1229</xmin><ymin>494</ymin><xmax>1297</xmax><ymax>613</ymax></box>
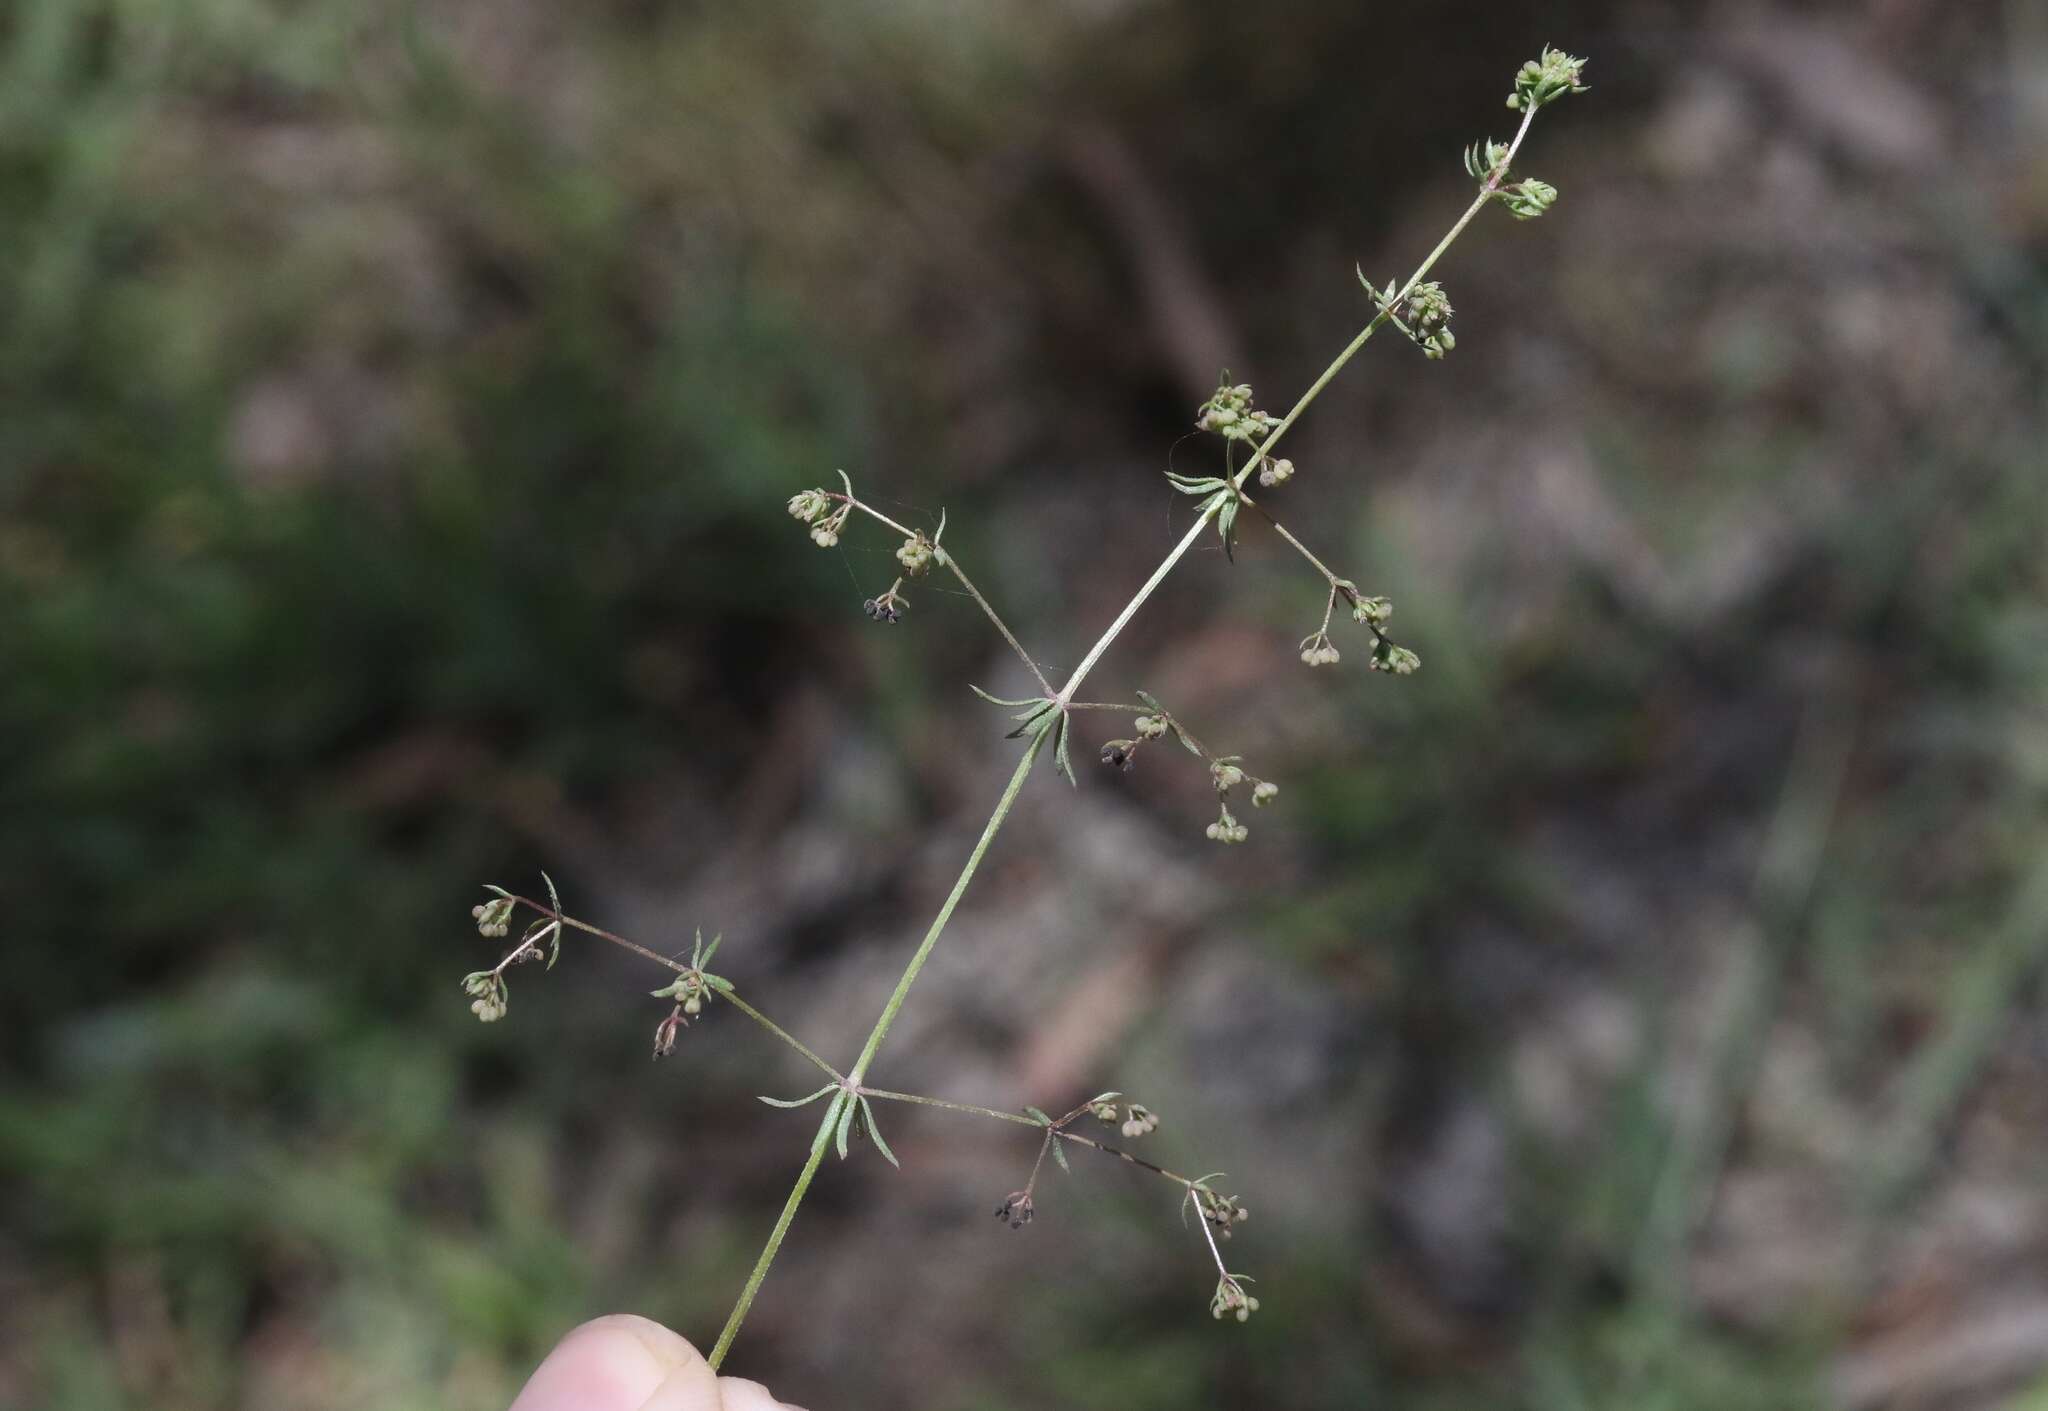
<box><xmin>837</xmin><ymin>494</ymin><xmax>1052</xmax><ymax>694</ymax></box>
<box><xmin>720</xmin><ymin>992</ymin><xmax>844</xmax><ymax>1084</ymax></box>
<box><xmin>709</xmin><ymin>735</ymin><xmax>1045</xmax><ymax>1368</ymax></box>
<box><xmin>707</xmin><ymin>1090</ymin><xmax>846</xmax><ymax>1369</ymax></box>
<box><xmin>861</xmin><ymin>1088</ymin><xmax>1042</xmax><ymax>1127</ymax></box>
<box><xmin>712</xmin><ymin>97</ymin><xmax>1551</xmax><ymax>1365</ymax></box>
<box><xmin>505</xmin><ymin>896</ymin><xmax>843</xmax><ymax>1082</ymax></box>
<box><xmin>846</xmin><ymin>733</ymin><xmax>1046</xmax><ymax>1084</ymax></box>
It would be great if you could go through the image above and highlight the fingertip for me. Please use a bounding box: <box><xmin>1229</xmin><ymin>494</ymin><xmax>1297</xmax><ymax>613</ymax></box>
<box><xmin>716</xmin><ymin>1376</ymin><xmax>804</xmax><ymax>1411</ymax></box>
<box><xmin>509</xmin><ymin>1315</ymin><xmax>721</xmax><ymax>1411</ymax></box>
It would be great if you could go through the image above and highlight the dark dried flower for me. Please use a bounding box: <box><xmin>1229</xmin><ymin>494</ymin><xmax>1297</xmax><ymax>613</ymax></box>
<box><xmin>653</xmin><ymin>1004</ymin><xmax>689</xmax><ymax>1058</ymax></box>
<box><xmin>994</xmin><ymin>1191</ymin><xmax>1035</xmax><ymax>1230</ymax></box>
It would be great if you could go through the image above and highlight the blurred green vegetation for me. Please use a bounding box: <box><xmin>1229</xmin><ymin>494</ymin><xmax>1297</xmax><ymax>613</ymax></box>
<box><xmin>5</xmin><ymin>2</ymin><xmax>2047</xmax><ymax>1409</ymax></box>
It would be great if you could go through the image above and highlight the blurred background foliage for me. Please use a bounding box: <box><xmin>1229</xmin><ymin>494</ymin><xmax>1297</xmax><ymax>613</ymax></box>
<box><xmin>3</xmin><ymin>0</ymin><xmax>2047</xmax><ymax>1407</ymax></box>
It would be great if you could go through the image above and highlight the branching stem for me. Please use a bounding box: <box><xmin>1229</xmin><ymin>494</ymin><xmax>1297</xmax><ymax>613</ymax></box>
<box><xmin>572</xmin><ymin>89</ymin><xmax>1559</xmax><ymax>1370</ymax></box>
<box><xmin>502</xmin><ymin>897</ymin><xmax>843</xmax><ymax>1083</ymax></box>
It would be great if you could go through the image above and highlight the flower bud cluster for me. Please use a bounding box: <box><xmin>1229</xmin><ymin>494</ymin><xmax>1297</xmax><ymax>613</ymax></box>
<box><xmin>1198</xmin><ymin>1188</ymin><xmax>1251</xmax><ymax>1240</ymax></box>
<box><xmin>472</xmin><ymin>895</ymin><xmax>515</xmax><ymax>938</ymax></box>
<box><xmin>461</xmin><ymin>970</ymin><xmax>508</xmax><ymax>1023</ymax></box>
<box><xmin>1402</xmin><ymin>282</ymin><xmax>1455</xmax><ymax>359</ymax></box>
<box><xmin>1206</xmin><ymin>802</ymin><xmax>1248</xmax><ymax>845</ymax></box>
<box><xmin>1507</xmin><ymin>47</ymin><xmax>1589</xmax><ymax>111</ymax></box>
<box><xmin>1091</xmin><ymin>1099</ymin><xmax>1158</xmax><ymax>1138</ymax></box>
<box><xmin>788</xmin><ymin>485</ymin><xmax>850</xmax><ymax>547</ymax></box>
<box><xmin>1500</xmin><ymin>178</ymin><xmax>1558</xmax><ymax>220</ymax></box>
<box><xmin>1299</xmin><ymin>630</ymin><xmax>1340</xmax><ymax>667</ymax></box>
<box><xmin>1210</xmin><ymin>1276</ymin><xmax>1261</xmax><ymax>1323</ymax></box>
<box><xmin>1257</xmin><ymin>456</ymin><xmax>1294</xmax><ymax>488</ymax></box>
<box><xmin>1203</xmin><ymin>755</ymin><xmax>1277</xmax><ymax>843</ymax></box>
<box><xmin>1463</xmin><ymin>138</ymin><xmax>1511</xmax><ymax>181</ymax></box>
<box><xmin>1351</xmin><ymin>595</ymin><xmax>1393</xmax><ymax>626</ymax></box>
<box><xmin>1371</xmin><ymin>640</ymin><xmax>1422</xmax><ymax>676</ymax></box>
<box><xmin>896</xmin><ymin>532</ymin><xmax>934</xmax><ymax>576</ymax></box>
<box><xmin>1196</xmin><ymin>379</ymin><xmax>1280</xmax><ymax>446</ymax></box>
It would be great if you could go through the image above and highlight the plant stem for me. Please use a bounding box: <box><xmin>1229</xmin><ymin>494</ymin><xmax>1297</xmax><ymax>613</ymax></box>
<box><xmin>712</xmin><ymin>98</ymin><xmax>1552</xmax><ymax>1364</ymax></box>
<box><xmin>939</xmin><ymin>551</ymin><xmax>1054</xmax><ymax>696</ymax></box>
<box><xmin>708</xmin><ymin>734</ymin><xmax>1046</xmax><ymax>1368</ymax></box>
<box><xmin>719</xmin><ymin>993</ymin><xmax>845</xmax><ymax>1083</ymax></box>
<box><xmin>861</xmin><ymin>1088</ymin><xmax>1043</xmax><ymax>1127</ymax></box>
<box><xmin>836</xmin><ymin>494</ymin><xmax>1052</xmax><ymax>693</ymax></box>
<box><xmin>503</xmin><ymin>897</ymin><xmax>843</xmax><ymax>1081</ymax></box>
<box><xmin>845</xmin><ymin>733</ymin><xmax>1046</xmax><ymax>1086</ymax></box>
<box><xmin>707</xmin><ymin>1090</ymin><xmax>846</xmax><ymax>1369</ymax></box>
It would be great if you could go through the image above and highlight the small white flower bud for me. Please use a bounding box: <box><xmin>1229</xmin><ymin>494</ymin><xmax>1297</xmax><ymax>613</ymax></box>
<box><xmin>1252</xmin><ymin>780</ymin><xmax>1279</xmax><ymax>807</ymax></box>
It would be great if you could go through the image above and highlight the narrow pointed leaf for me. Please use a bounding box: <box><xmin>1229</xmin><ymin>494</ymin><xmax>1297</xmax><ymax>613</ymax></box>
<box><xmin>1054</xmin><ymin>713</ymin><xmax>1076</xmax><ymax>788</ymax></box>
<box><xmin>859</xmin><ymin>1097</ymin><xmax>900</xmax><ymax>1169</ymax></box>
<box><xmin>1050</xmin><ymin>1136</ymin><xmax>1072</xmax><ymax>1175</ymax></box>
<box><xmin>699</xmin><ymin>932</ymin><xmax>723</xmax><ymax>966</ymax></box>
<box><xmin>540</xmin><ymin>871</ymin><xmax>564</xmax><ymax>967</ymax></box>
<box><xmin>1023</xmin><ymin>1106</ymin><xmax>1053</xmax><ymax>1126</ymax></box>
<box><xmin>704</xmin><ymin>974</ymin><xmax>734</xmax><ymax>993</ymax></box>
<box><xmin>834</xmin><ymin>1091</ymin><xmax>857</xmax><ymax>1160</ymax></box>
<box><xmin>971</xmin><ymin>683</ymin><xmax>1043</xmax><ymax>708</ymax></box>
<box><xmin>759</xmin><ymin>1083</ymin><xmax>839</xmax><ymax>1109</ymax></box>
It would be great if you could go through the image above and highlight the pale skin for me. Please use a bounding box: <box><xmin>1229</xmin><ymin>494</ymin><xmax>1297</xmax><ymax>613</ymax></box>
<box><xmin>508</xmin><ymin>1316</ymin><xmax>806</xmax><ymax>1411</ymax></box>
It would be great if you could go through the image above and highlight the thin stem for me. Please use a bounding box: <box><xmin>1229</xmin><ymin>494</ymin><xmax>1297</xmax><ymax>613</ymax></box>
<box><xmin>707</xmin><ymin>1091</ymin><xmax>845</xmax><ymax>1370</ymax></box>
<box><xmin>507</xmin><ymin>896</ymin><xmax>688</xmax><ymax>973</ymax></box>
<box><xmin>1192</xmin><ymin>1176</ymin><xmax>1232</xmax><ymax>1281</ymax></box>
<box><xmin>718</xmin><ymin>993</ymin><xmax>845</xmax><ymax>1084</ymax></box>
<box><xmin>1023</xmin><ymin>1129</ymin><xmax>1054</xmax><ymax>1196</ymax></box>
<box><xmin>1053</xmin><ymin>1129</ymin><xmax>1205</xmax><ymax>1189</ymax></box>
<box><xmin>940</xmin><ymin>552</ymin><xmax>1054</xmax><ymax>696</ymax></box>
<box><xmin>844</xmin><ymin>732</ymin><xmax>1046</xmax><ymax>1085</ymax></box>
<box><xmin>708</xmin><ymin>734</ymin><xmax>1046</xmax><ymax>1367</ymax></box>
<box><xmin>1251</xmin><ymin>500</ymin><xmax>1349</xmax><ymax>592</ymax></box>
<box><xmin>1052</xmin><ymin>115</ymin><xmax>1533</xmax><ymax>704</ymax></box>
<box><xmin>502</xmin><ymin>897</ymin><xmax>843</xmax><ymax>1082</ymax></box>
<box><xmin>860</xmin><ymin>1088</ymin><xmax>1043</xmax><ymax>1127</ymax></box>
<box><xmin>834</xmin><ymin>493</ymin><xmax>1053</xmax><ymax>693</ymax></box>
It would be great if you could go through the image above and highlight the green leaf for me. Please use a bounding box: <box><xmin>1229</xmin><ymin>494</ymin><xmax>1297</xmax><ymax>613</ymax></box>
<box><xmin>859</xmin><ymin>1097</ymin><xmax>900</xmax><ymax>1169</ymax></box>
<box><xmin>484</xmin><ymin>884</ymin><xmax>513</xmax><ymax>900</ymax></box>
<box><xmin>1088</xmin><ymin>1090</ymin><xmax>1122</xmax><ymax>1106</ymax></box>
<box><xmin>1217</xmin><ymin>497</ymin><xmax>1239</xmax><ymax>562</ymax></box>
<box><xmin>1005</xmin><ymin>700</ymin><xmax>1058</xmax><ymax>740</ymax></box>
<box><xmin>1164</xmin><ymin>472</ymin><xmax>1228</xmax><ymax>496</ymax></box>
<box><xmin>1023</xmin><ymin>1106</ymin><xmax>1053</xmax><ymax>1126</ymax></box>
<box><xmin>834</xmin><ymin>1091</ymin><xmax>857</xmax><ymax>1160</ymax></box>
<box><xmin>759</xmin><ymin>1084</ymin><xmax>839</xmax><ymax>1109</ymax></box>
<box><xmin>699</xmin><ymin>931</ymin><xmax>723</xmax><ymax>966</ymax></box>
<box><xmin>541</xmin><ymin>871</ymin><xmax>564</xmax><ymax>968</ymax></box>
<box><xmin>1050</xmin><ymin>1136</ymin><xmax>1072</xmax><ymax>1175</ymax></box>
<box><xmin>704</xmin><ymin>974</ymin><xmax>734</xmax><ymax>993</ymax></box>
<box><xmin>971</xmin><ymin>683</ymin><xmax>1043</xmax><ymax>708</ymax></box>
<box><xmin>1054</xmin><ymin>712</ymin><xmax>1076</xmax><ymax>788</ymax></box>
